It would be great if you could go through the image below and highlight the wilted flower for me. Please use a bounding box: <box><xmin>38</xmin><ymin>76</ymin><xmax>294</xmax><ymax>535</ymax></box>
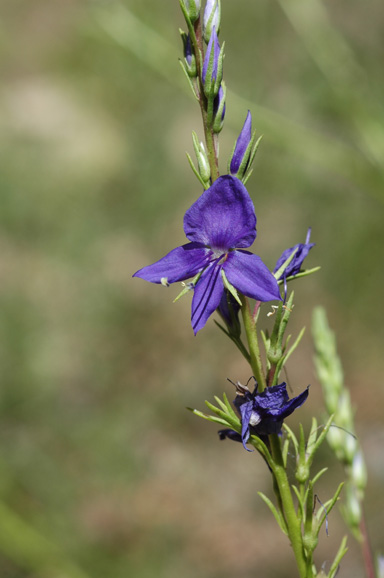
<box><xmin>219</xmin><ymin>381</ymin><xmax>309</xmax><ymax>450</ymax></box>
<box><xmin>133</xmin><ymin>176</ymin><xmax>280</xmax><ymax>334</ymax></box>
<box><xmin>274</xmin><ymin>228</ymin><xmax>315</xmax><ymax>280</ymax></box>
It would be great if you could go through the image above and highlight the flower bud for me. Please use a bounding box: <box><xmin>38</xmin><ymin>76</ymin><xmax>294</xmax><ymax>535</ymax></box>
<box><xmin>203</xmin><ymin>0</ymin><xmax>221</xmax><ymax>43</ymax></box>
<box><xmin>196</xmin><ymin>143</ymin><xmax>210</xmax><ymax>184</ymax></box>
<box><xmin>191</xmin><ymin>131</ymin><xmax>211</xmax><ymax>186</ymax></box>
<box><xmin>202</xmin><ymin>27</ymin><xmax>223</xmax><ymax>98</ymax></box>
<box><xmin>183</xmin><ymin>0</ymin><xmax>200</xmax><ymax>24</ymax></box>
<box><xmin>229</xmin><ymin>111</ymin><xmax>252</xmax><ymax>177</ymax></box>
<box><xmin>180</xmin><ymin>30</ymin><xmax>197</xmax><ymax>77</ymax></box>
<box><xmin>212</xmin><ymin>84</ymin><xmax>226</xmax><ymax>133</ymax></box>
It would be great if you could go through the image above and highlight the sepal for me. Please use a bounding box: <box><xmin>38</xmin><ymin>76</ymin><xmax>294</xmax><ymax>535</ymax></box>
<box><xmin>258</xmin><ymin>491</ymin><xmax>288</xmax><ymax>535</ymax></box>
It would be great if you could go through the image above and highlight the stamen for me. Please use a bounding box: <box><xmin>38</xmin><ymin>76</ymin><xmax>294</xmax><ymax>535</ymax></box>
<box><xmin>267</xmin><ymin>305</ymin><xmax>279</xmax><ymax>317</ymax></box>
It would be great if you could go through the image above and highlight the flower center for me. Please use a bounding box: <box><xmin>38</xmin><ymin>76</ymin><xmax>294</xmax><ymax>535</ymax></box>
<box><xmin>210</xmin><ymin>247</ymin><xmax>228</xmax><ymax>266</ymax></box>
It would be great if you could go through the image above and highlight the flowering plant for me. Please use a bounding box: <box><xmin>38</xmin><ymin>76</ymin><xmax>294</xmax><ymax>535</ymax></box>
<box><xmin>133</xmin><ymin>2</ymin><xmax>376</xmax><ymax>577</ymax></box>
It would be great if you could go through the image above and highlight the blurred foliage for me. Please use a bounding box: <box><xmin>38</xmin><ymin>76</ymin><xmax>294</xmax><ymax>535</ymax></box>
<box><xmin>0</xmin><ymin>0</ymin><xmax>383</xmax><ymax>576</ymax></box>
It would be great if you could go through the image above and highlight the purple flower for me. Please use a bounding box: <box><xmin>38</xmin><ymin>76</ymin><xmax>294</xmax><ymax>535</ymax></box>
<box><xmin>133</xmin><ymin>176</ymin><xmax>281</xmax><ymax>334</ymax></box>
<box><xmin>274</xmin><ymin>228</ymin><xmax>315</xmax><ymax>279</ymax></box>
<box><xmin>220</xmin><ymin>381</ymin><xmax>309</xmax><ymax>450</ymax></box>
<box><xmin>230</xmin><ymin>110</ymin><xmax>252</xmax><ymax>176</ymax></box>
<box><xmin>202</xmin><ymin>26</ymin><xmax>222</xmax><ymax>95</ymax></box>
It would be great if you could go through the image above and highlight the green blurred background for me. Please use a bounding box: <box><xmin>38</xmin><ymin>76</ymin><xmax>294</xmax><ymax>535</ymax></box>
<box><xmin>1</xmin><ymin>0</ymin><xmax>383</xmax><ymax>576</ymax></box>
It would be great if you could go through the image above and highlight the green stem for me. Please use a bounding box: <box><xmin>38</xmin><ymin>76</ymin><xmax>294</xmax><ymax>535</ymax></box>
<box><xmin>190</xmin><ymin>16</ymin><xmax>219</xmax><ymax>181</ymax></box>
<box><xmin>270</xmin><ymin>434</ymin><xmax>308</xmax><ymax>578</ymax></box>
<box><xmin>240</xmin><ymin>295</ymin><xmax>266</xmax><ymax>391</ymax></box>
<box><xmin>204</xmin><ymin>123</ymin><xmax>219</xmax><ymax>181</ymax></box>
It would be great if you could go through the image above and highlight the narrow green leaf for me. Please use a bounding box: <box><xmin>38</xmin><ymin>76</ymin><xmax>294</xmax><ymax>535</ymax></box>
<box><xmin>222</xmin><ymin>392</ymin><xmax>237</xmax><ymax>419</ymax></box>
<box><xmin>298</xmin><ymin>423</ymin><xmax>306</xmax><ymax>463</ymax></box>
<box><xmin>205</xmin><ymin>400</ymin><xmax>240</xmax><ymax>431</ymax></box>
<box><xmin>249</xmin><ymin>435</ymin><xmax>273</xmax><ymax>464</ymax></box>
<box><xmin>282</xmin><ymin>423</ymin><xmax>299</xmax><ymax>455</ymax></box>
<box><xmin>178</xmin><ymin>60</ymin><xmax>199</xmax><ymax>100</ymax></box>
<box><xmin>173</xmin><ymin>271</ymin><xmax>202</xmax><ymax>303</ymax></box>
<box><xmin>307</xmin><ymin>414</ymin><xmax>335</xmax><ymax>465</ymax></box>
<box><xmin>258</xmin><ymin>492</ymin><xmax>288</xmax><ymax>535</ymax></box>
<box><xmin>291</xmin><ymin>484</ymin><xmax>305</xmax><ymax>518</ymax></box>
<box><xmin>221</xmin><ymin>269</ymin><xmax>242</xmax><ymax>306</ymax></box>
<box><xmin>306</xmin><ymin>417</ymin><xmax>319</xmax><ymax>458</ymax></box>
<box><xmin>281</xmin><ymin>266</ymin><xmax>321</xmax><ymax>284</ymax></box>
<box><xmin>187</xmin><ymin>407</ymin><xmax>230</xmax><ymax>427</ymax></box>
<box><xmin>214</xmin><ymin>396</ymin><xmax>228</xmax><ymax>413</ymax></box>
<box><xmin>273</xmin><ymin>248</ymin><xmax>298</xmax><ymax>280</ymax></box>
<box><xmin>311</xmin><ymin>467</ymin><xmax>328</xmax><ymax>486</ymax></box>
<box><xmin>214</xmin><ymin>320</ymin><xmax>230</xmax><ymax>337</ymax></box>
<box><xmin>283</xmin><ymin>326</ymin><xmax>306</xmax><ymax>365</ymax></box>
<box><xmin>282</xmin><ymin>436</ymin><xmax>290</xmax><ymax>467</ymax></box>
<box><xmin>315</xmin><ymin>482</ymin><xmax>344</xmax><ymax>538</ymax></box>
<box><xmin>328</xmin><ymin>535</ymin><xmax>348</xmax><ymax>578</ymax></box>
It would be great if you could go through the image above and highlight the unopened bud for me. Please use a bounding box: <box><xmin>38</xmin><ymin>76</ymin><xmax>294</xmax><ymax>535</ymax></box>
<box><xmin>212</xmin><ymin>84</ymin><xmax>226</xmax><ymax>133</ymax></box>
<box><xmin>196</xmin><ymin>142</ymin><xmax>210</xmax><ymax>184</ymax></box>
<box><xmin>202</xmin><ymin>27</ymin><xmax>223</xmax><ymax>98</ymax></box>
<box><xmin>183</xmin><ymin>0</ymin><xmax>200</xmax><ymax>24</ymax></box>
<box><xmin>180</xmin><ymin>30</ymin><xmax>197</xmax><ymax>77</ymax></box>
<box><xmin>203</xmin><ymin>0</ymin><xmax>221</xmax><ymax>43</ymax></box>
<box><xmin>229</xmin><ymin>110</ymin><xmax>252</xmax><ymax>177</ymax></box>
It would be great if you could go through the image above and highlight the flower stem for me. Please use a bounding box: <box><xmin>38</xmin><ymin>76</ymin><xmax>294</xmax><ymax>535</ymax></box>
<box><xmin>240</xmin><ymin>295</ymin><xmax>266</xmax><ymax>392</ymax></box>
<box><xmin>190</xmin><ymin>16</ymin><xmax>220</xmax><ymax>182</ymax></box>
<box><xmin>270</xmin><ymin>433</ymin><xmax>308</xmax><ymax>578</ymax></box>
